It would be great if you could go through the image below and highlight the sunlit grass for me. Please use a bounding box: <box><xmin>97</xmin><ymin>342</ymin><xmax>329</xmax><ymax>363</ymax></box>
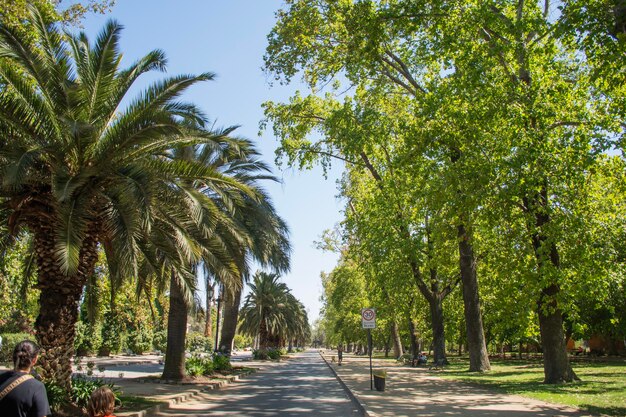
<box><xmin>439</xmin><ymin>357</ymin><xmax>626</xmax><ymax>417</ymax></box>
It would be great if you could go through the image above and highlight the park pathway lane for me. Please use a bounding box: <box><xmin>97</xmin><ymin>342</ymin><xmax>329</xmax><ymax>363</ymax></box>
<box><xmin>152</xmin><ymin>350</ymin><xmax>362</xmax><ymax>417</ymax></box>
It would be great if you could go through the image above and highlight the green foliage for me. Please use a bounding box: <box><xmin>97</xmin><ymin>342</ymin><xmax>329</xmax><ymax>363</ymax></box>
<box><xmin>0</xmin><ymin>333</ymin><xmax>33</xmax><ymax>364</ymax></box>
<box><xmin>99</xmin><ymin>311</ymin><xmax>123</xmax><ymax>356</ymax></box>
<box><xmin>44</xmin><ymin>377</ymin><xmax>120</xmax><ymax>413</ymax></box>
<box><xmin>253</xmin><ymin>347</ymin><xmax>285</xmax><ymax>360</ymax></box>
<box><xmin>212</xmin><ymin>354</ymin><xmax>232</xmax><ymax>372</ymax></box>
<box><xmin>233</xmin><ymin>334</ymin><xmax>253</xmax><ymax>350</ymax></box>
<box><xmin>152</xmin><ymin>329</ymin><xmax>168</xmax><ymax>353</ymax></box>
<box><xmin>70</xmin><ymin>377</ymin><xmax>120</xmax><ymax>408</ymax></box>
<box><xmin>126</xmin><ymin>323</ymin><xmax>153</xmax><ymax>355</ymax></box>
<box><xmin>43</xmin><ymin>382</ymin><xmax>67</xmax><ymax>412</ymax></box>
<box><xmin>186</xmin><ymin>332</ymin><xmax>212</xmax><ymax>353</ymax></box>
<box><xmin>74</xmin><ymin>322</ymin><xmax>102</xmax><ymax>356</ymax></box>
<box><xmin>185</xmin><ymin>354</ymin><xmax>214</xmax><ymax>377</ymax></box>
<box><xmin>264</xmin><ymin>0</ymin><xmax>626</xmax><ymax>381</ymax></box>
<box><xmin>252</xmin><ymin>349</ymin><xmax>269</xmax><ymax>360</ymax></box>
<box><xmin>239</xmin><ymin>271</ymin><xmax>310</xmax><ymax>349</ymax></box>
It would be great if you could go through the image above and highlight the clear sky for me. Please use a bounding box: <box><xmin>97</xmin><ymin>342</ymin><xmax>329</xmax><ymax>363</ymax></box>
<box><xmin>74</xmin><ymin>1</ymin><xmax>343</xmax><ymax>322</ymax></box>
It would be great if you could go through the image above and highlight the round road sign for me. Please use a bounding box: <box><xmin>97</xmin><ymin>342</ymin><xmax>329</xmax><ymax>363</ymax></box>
<box><xmin>362</xmin><ymin>308</ymin><xmax>375</xmax><ymax>321</ymax></box>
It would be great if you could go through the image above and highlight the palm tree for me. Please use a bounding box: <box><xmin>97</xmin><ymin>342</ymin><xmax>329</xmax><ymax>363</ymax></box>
<box><xmin>239</xmin><ymin>271</ymin><xmax>309</xmax><ymax>350</ymax></box>
<box><xmin>0</xmin><ymin>6</ymin><xmax>222</xmax><ymax>391</ymax></box>
<box><xmin>161</xmin><ymin>136</ymin><xmax>291</xmax><ymax>379</ymax></box>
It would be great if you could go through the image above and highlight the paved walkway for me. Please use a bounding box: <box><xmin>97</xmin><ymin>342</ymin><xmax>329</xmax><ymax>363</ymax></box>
<box><xmin>147</xmin><ymin>350</ymin><xmax>360</xmax><ymax>416</ymax></box>
<box><xmin>322</xmin><ymin>352</ymin><xmax>592</xmax><ymax>417</ymax></box>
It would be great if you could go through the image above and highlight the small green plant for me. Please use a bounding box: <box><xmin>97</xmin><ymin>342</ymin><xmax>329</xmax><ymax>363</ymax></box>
<box><xmin>212</xmin><ymin>354</ymin><xmax>232</xmax><ymax>372</ymax></box>
<box><xmin>186</xmin><ymin>332</ymin><xmax>212</xmax><ymax>353</ymax></box>
<box><xmin>252</xmin><ymin>349</ymin><xmax>269</xmax><ymax>360</ymax></box>
<box><xmin>43</xmin><ymin>382</ymin><xmax>67</xmax><ymax>412</ymax></box>
<box><xmin>71</xmin><ymin>376</ymin><xmax>120</xmax><ymax>408</ymax></box>
<box><xmin>98</xmin><ymin>365</ymin><xmax>106</xmax><ymax>373</ymax></box>
<box><xmin>185</xmin><ymin>354</ymin><xmax>214</xmax><ymax>377</ymax></box>
<box><xmin>86</xmin><ymin>361</ymin><xmax>95</xmax><ymax>376</ymax></box>
<box><xmin>253</xmin><ymin>348</ymin><xmax>284</xmax><ymax>360</ymax></box>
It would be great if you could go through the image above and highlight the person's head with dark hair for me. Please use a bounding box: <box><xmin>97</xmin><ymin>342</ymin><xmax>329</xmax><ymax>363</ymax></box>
<box><xmin>13</xmin><ymin>340</ymin><xmax>40</xmax><ymax>371</ymax></box>
<box><xmin>87</xmin><ymin>386</ymin><xmax>116</xmax><ymax>417</ymax></box>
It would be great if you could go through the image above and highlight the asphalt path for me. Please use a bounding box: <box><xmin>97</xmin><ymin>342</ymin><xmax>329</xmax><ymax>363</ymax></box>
<box><xmin>152</xmin><ymin>350</ymin><xmax>362</xmax><ymax>417</ymax></box>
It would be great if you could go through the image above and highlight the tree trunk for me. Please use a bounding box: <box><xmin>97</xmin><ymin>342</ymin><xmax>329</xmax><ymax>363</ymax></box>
<box><xmin>391</xmin><ymin>320</ymin><xmax>403</xmax><ymax>358</ymax></box>
<box><xmin>458</xmin><ymin>223</ymin><xmax>491</xmax><ymax>371</ymax></box>
<box><xmin>162</xmin><ymin>272</ymin><xmax>188</xmax><ymax>381</ymax></box>
<box><xmin>538</xmin><ymin>285</ymin><xmax>579</xmax><ymax>382</ymax></box>
<box><xmin>34</xmin><ymin>226</ymin><xmax>99</xmax><ymax>394</ymax></box>
<box><xmin>429</xmin><ymin>295</ymin><xmax>447</xmax><ymax>363</ymax></box>
<box><xmin>408</xmin><ymin>318</ymin><xmax>419</xmax><ymax>360</ymax></box>
<box><xmin>525</xmin><ymin>188</ymin><xmax>578</xmax><ymax>383</ymax></box>
<box><xmin>259</xmin><ymin>319</ymin><xmax>269</xmax><ymax>350</ymax></box>
<box><xmin>219</xmin><ymin>286</ymin><xmax>242</xmax><ymax>355</ymax></box>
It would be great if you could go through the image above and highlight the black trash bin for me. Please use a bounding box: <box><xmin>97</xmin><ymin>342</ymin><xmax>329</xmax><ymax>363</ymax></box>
<box><xmin>373</xmin><ymin>374</ymin><xmax>386</xmax><ymax>391</ymax></box>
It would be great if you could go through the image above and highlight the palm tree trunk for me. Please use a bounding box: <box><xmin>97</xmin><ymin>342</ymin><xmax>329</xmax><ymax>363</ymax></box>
<box><xmin>33</xmin><ymin>224</ymin><xmax>99</xmax><ymax>394</ymax></box>
<box><xmin>162</xmin><ymin>272</ymin><xmax>188</xmax><ymax>381</ymax></box>
<box><xmin>219</xmin><ymin>286</ymin><xmax>242</xmax><ymax>354</ymax></box>
<box><xmin>259</xmin><ymin>318</ymin><xmax>269</xmax><ymax>350</ymax></box>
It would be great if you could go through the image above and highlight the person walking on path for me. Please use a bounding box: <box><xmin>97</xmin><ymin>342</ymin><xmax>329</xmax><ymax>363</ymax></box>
<box><xmin>87</xmin><ymin>386</ymin><xmax>117</xmax><ymax>417</ymax></box>
<box><xmin>0</xmin><ymin>340</ymin><xmax>51</xmax><ymax>417</ymax></box>
<box><xmin>337</xmin><ymin>345</ymin><xmax>344</xmax><ymax>366</ymax></box>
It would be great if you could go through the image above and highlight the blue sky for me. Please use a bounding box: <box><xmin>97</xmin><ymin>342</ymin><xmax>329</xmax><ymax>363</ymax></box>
<box><xmin>74</xmin><ymin>1</ymin><xmax>344</xmax><ymax>322</ymax></box>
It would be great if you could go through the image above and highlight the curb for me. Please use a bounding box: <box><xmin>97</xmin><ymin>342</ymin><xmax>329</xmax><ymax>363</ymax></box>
<box><xmin>319</xmin><ymin>352</ymin><xmax>373</xmax><ymax>417</ymax></box>
<box><xmin>118</xmin><ymin>369</ymin><xmax>255</xmax><ymax>417</ymax></box>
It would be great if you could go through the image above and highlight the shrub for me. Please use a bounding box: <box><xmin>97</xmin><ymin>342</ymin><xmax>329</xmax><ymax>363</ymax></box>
<box><xmin>233</xmin><ymin>334</ymin><xmax>252</xmax><ymax>350</ymax></box>
<box><xmin>71</xmin><ymin>376</ymin><xmax>120</xmax><ymax>408</ymax></box>
<box><xmin>252</xmin><ymin>349</ymin><xmax>269</xmax><ymax>360</ymax></box>
<box><xmin>99</xmin><ymin>311</ymin><xmax>123</xmax><ymax>356</ymax></box>
<box><xmin>44</xmin><ymin>377</ymin><xmax>120</xmax><ymax>413</ymax></box>
<box><xmin>212</xmin><ymin>354</ymin><xmax>232</xmax><ymax>372</ymax></box>
<box><xmin>186</xmin><ymin>332</ymin><xmax>212</xmax><ymax>353</ymax></box>
<box><xmin>127</xmin><ymin>324</ymin><xmax>153</xmax><ymax>354</ymax></box>
<box><xmin>0</xmin><ymin>333</ymin><xmax>33</xmax><ymax>364</ymax></box>
<box><xmin>267</xmin><ymin>348</ymin><xmax>283</xmax><ymax>360</ymax></box>
<box><xmin>252</xmin><ymin>348</ymin><xmax>284</xmax><ymax>360</ymax></box>
<box><xmin>185</xmin><ymin>354</ymin><xmax>214</xmax><ymax>377</ymax></box>
<box><xmin>152</xmin><ymin>329</ymin><xmax>167</xmax><ymax>353</ymax></box>
<box><xmin>74</xmin><ymin>322</ymin><xmax>102</xmax><ymax>356</ymax></box>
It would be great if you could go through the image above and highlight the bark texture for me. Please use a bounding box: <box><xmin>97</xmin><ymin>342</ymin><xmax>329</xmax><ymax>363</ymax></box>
<box><xmin>162</xmin><ymin>273</ymin><xmax>188</xmax><ymax>381</ymax></box>
<box><xmin>33</xmin><ymin>221</ymin><xmax>99</xmax><ymax>393</ymax></box>
<box><xmin>219</xmin><ymin>286</ymin><xmax>242</xmax><ymax>354</ymax></box>
<box><xmin>458</xmin><ymin>224</ymin><xmax>491</xmax><ymax>372</ymax></box>
<box><xmin>525</xmin><ymin>188</ymin><xmax>578</xmax><ymax>383</ymax></box>
<box><xmin>391</xmin><ymin>320</ymin><xmax>404</xmax><ymax>358</ymax></box>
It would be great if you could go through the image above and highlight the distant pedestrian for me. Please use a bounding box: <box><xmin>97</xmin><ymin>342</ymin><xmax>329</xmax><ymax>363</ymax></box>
<box><xmin>87</xmin><ymin>386</ymin><xmax>116</xmax><ymax>417</ymax></box>
<box><xmin>337</xmin><ymin>345</ymin><xmax>344</xmax><ymax>366</ymax></box>
<box><xmin>0</xmin><ymin>340</ymin><xmax>51</xmax><ymax>417</ymax></box>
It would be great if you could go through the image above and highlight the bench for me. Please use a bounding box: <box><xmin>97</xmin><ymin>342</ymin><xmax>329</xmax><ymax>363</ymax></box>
<box><xmin>429</xmin><ymin>358</ymin><xmax>445</xmax><ymax>370</ymax></box>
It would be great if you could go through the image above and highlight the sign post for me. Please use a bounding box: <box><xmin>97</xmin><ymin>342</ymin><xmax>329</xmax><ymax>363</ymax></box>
<box><xmin>361</xmin><ymin>308</ymin><xmax>376</xmax><ymax>390</ymax></box>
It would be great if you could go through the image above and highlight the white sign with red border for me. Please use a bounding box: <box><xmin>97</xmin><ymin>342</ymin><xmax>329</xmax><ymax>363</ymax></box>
<box><xmin>361</xmin><ymin>308</ymin><xmax>376</xmax><ymax>329</ymax></box>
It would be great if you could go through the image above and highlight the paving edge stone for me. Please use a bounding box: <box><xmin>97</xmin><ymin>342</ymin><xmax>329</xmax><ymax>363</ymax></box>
<box><xmin>320</xmin><ymin>352</ymin><xmax>372</xmax><ymax>417</ymax></box>
<box><xmin>119</xmin><ymin>369</ymin><xmax>255</xmax><ymax>417</ymax></box>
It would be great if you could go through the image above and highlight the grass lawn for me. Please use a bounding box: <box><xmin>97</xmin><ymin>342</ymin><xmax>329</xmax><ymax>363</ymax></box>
<box><xmin>438</xmin><ymin>357</ymin><xmax>626</xmax><ymax>417</ymax></box>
